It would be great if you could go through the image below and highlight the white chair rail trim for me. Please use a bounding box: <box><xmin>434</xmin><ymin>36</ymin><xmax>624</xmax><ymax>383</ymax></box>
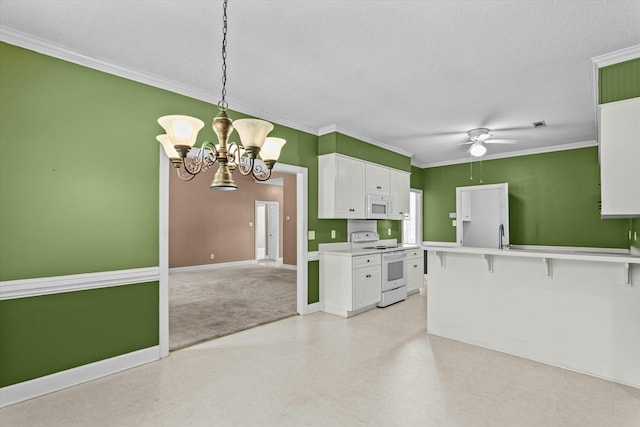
<box><xmin>0</xmin><ymin>267</ymin><xmax>160</xmax><ymax>300</ymax></box>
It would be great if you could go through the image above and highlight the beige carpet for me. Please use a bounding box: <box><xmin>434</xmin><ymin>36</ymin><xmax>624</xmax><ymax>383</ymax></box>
<box><xmin>169</xmin><ymin>264</ymin><xmax>297</xmax><ymax>350</ymax></box>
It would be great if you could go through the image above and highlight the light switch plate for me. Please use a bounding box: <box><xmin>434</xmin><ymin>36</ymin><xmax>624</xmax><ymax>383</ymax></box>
<box><xmin>452</xmin><ymin>220</ymin><xmax>457</xmax><ymax>226</ymax></box>
<box><xmin>308</xmin><ymin>230</ymin><xmax>315</xmax><ymax>240</ymax></box>
<box><xmin>331</xmin><ymin>230</ymin><xmax>336</xmax><ymax>239</ymax></box>
<box><xmin>449</xmin><ymin>212</ymin><xmax>457</xmax><ymax>219</ymax></box>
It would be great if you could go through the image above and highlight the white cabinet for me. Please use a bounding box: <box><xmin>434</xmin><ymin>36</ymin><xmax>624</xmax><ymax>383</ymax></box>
<box><xmin>319</xmin><ymin>153</ymin><xmax>412</xmax><ymax>219</ymax></box>
<box><xmin>320</xmin><ymin>252</ymin><xmax>381</xmax><ymax>317</ymax></box>
<box><xmin>405</xmin><ymin>248</ymin><xmax>424</xmax><ymax>294</ymax></box>
<box><xmin>599</xmin><ymin>97</ymin><xmax>640</xmax><ymax>218</ymax></box>
<box><xmin>318</xmin><ymin>154</ymin><xmax>365</xmax><ymax>218</ymax></box>
<box><xmin>365</xmin><ymin>163</ymin><xmax>390</xmax><ymax>196</ymax></box>
<box><xmin>389</xmin><ymin>170</ymin><xmax>410</xmax><ymax>219</ymax></box>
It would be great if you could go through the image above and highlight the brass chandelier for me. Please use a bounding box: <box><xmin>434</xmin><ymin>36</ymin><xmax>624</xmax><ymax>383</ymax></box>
<box><xmin>155</xmin><ymin>0</ymin><xmax>285</xmax><ymax>190</ymax></box>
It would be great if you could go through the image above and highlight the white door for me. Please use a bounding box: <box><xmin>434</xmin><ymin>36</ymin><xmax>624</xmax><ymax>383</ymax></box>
<box><xmin>256</xmin><ymin>201</ymin><xmax>279</xmax><ymax>261</ymax></box>
<box><xmin>255</xmin><ymin>202</ymin><xmax>267</xmax><ymax>260</ymax></box>
<box><xmin>267</xmin><ymin>202</ymin><xmax>278</xmax><ymax>260</ymax></box>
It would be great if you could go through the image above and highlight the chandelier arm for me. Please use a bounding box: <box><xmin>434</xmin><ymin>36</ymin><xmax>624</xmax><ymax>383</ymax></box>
<box><xmin>236</xmin><ymin>156</ymin><xmax>254</xmax><ymax>176</ymax></box>
<box><xmin>252</xmin><ymin>162</ymin><xmax>273</xmax><ymax>182</ymax></box>
<box><xmin>227</xmin><ymin>141</ymin><xmax>240</xmax><ymax>165</ymax></box>
<box><xmin>176</xmin><ymin>166</ymin><xmax>197</xmax><ymax>181</ymax></box>
<box><xmin>182</xmin><ymin>157</ymin><xmax>204</xmax><ymax>176</ymax></box>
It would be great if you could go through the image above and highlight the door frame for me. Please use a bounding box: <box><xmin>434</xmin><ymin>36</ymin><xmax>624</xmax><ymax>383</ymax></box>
<box><xmin>159</xmin><ymin>155</ymin><xmax>309</xmax><ymax>358</ymax></box>
<box><xmin>403</xmin><ymin>188</ymin><xmax>423</xmax><ymax>245</ymax></box>
<box><xmin>455</xmin><ymin>183</ymin><xmax>509</xmax><ymax>247</ymax></box>
<box><xmin>255</xmin><ymin>200</ymin><xmax>279</xmax><ymax>261</ymax></box>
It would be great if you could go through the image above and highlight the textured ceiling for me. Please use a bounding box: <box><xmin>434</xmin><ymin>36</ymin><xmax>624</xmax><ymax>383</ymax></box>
<box><xmin>1</xmin><ymin>0</ymin><xmax>639</xmax><ymax>166</ymax></box>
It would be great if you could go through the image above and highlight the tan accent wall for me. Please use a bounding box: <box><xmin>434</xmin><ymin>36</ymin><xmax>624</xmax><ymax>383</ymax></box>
<box><xmin>169</xmin><ymin>166</ymin><xmax>297</xmax><ymax>268</ymax></box>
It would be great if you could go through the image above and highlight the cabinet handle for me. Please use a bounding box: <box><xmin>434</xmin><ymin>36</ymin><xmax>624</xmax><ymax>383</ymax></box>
<box><xmin>413</xmin><ymin>265</ymin><xmax>418</xmax><ymax>268</ymax></box>
<box><xmin>376</xmin><ymin>186</ymin><xmax>382</xmax><ymax>189</ymax></box>
<box><xmin>367</xmin><ymin>259</ymin><xmax>370</xmax><ymax>262</ymax></box>
<box><xmin>366</xmin><ymin>274</ymin><xmax>372</xmax><ymax>278</ymax></box>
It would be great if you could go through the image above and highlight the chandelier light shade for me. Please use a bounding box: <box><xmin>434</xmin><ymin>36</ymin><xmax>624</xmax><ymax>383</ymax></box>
<box><xmin>154</xmin><ymin>0</ymin><xmax>285</xmax><ymax>190</ymax></box>
<box><xmin>261</xmin><ymin>137</ymin><xmax>287</xmax><ymax>164</ymax></box>
<box><xmin>469</xmin><ymin>141</ymin><xmax>487</xmax><ymax>157</ymax></box>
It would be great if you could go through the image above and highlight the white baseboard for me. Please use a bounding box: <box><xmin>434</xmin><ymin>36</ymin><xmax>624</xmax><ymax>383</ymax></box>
<box><xmin>0</xmin><ymin>346</ymin><xmax>160</xmax><ymax>408</ymax></box>
<box><xmin>281</xmin><ymin>264</ymin><xmax>297</xmax><ymax>271</ymax></box>
<box><xmin>305</xmin><ymin>302</ymin><xmax>321</xmax><ymax>315</ymax></box>
<box><xmin>169</xmin><ymin>260</ymin><xmax>258</xmax><ymax>273</ymax></box>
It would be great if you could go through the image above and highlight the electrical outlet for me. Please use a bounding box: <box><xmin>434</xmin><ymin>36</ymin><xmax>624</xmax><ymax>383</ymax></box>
<box><xmin>449</xmin><ymin>212</ymin><xmax>457</xmax><ymax>219</ymax></box>
<box><xmin>248</xmin><ymin>221</ymin><xmax>253</xmax><ymax>227</ymax></box>
<box><xmin>331</xmin><ymin>230</ymin><xmax>336</xmax><ymax>239</ymax></box>
<box><xmin>210</xmin><ymin>253</ymin><xmax>215</xmax><ymax>260</ymax></box>
<box><xmin>308</xmin><ymin>230</ymin><xmax>315</xmax><ymax>240</ymax></box>
<box><xmin>387</xmin><ymin>228</ymin><xmax>392</xmax><ymax>236</ymax></box>
<box><xmin>452</xmin><ymin>220</ymin><xmax>457</xmax><ymax>226</ymax></box>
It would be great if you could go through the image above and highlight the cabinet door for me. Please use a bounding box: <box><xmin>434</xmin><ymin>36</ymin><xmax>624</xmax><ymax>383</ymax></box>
<box><xmin>335</xmin><ymin>156</ymin><xmax>354</xmax><ymax>217</ymax></box>
<box><xmin>335</xmin><ymin>156</ymin><xmax>366</xmax><ymax>218</ymax></box>
<box><xmin>353</xmin><ymin>268</ymin><xmax>381</xmax><ymax>310</ymax></box>
<box><xmin>365</xmin><ymin>163</ymin><xmax>390</xmax><ymax>195</ymax></box>
<box><xmin>349</xmin><ymin>159</ymin><xmax>366</xmax><ymax>218</ymax></box>
<box><xmin>407</xmin><ymin>259</ymin><xmax>424</xmax><ymax>293</ymax></box>
<box><xmin>389</xmin><ymin>170</ymin><xmax>410</xmax><ymax>219</ymax></box>
<box><xmin>600</xmin><ymin>97</ymin><xmax>640</xmax><ymax>217</ymax></box>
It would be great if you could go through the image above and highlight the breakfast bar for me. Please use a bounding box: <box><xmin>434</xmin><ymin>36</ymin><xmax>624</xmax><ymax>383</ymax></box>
<box><xmin>425</xmin><ymin>245</ymin><xmax>640</xmax><ymax>388</ymax></box>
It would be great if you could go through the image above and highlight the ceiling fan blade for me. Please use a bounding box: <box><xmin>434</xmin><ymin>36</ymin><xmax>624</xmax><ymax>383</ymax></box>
<box><xmin>485</xmin><ymin>139</ymin><xmax>518</xmax><ymax>144</ymax></box>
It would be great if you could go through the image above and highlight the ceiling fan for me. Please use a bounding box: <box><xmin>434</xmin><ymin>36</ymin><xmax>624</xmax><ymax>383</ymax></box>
<box><xmin>463</xmin><ymin>128</ymin><xmax>518</xmax><ymax>157</ymax></box>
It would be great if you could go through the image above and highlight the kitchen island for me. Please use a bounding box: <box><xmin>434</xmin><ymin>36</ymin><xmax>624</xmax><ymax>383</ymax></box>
<box><xmin>424</xmin><ymin>244</ymin><xmax>640</xmax><ymax>388</ymax></box>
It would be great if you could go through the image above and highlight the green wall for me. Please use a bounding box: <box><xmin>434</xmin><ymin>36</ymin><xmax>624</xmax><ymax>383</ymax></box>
<box><xmin>410</xmin><ymin>166</ymin><xmax>424</xmax><ymax>190</ymax></box>
<box><xmin>598</xmin><ymin>58</ymin><xmax>640</xmax><ymax>104</ymax></box>
<box><xmin>0</xmin><ymin>282</ymin><xmax>159</xmax><ymax>387</ymax></box>
<box><xmin>318</xmin><ymin>132</ymin><xmax>411</xmax><ymax>172</ymax></box>
<box><xmin>0</xmin><ymin>43</ymin><xmax>160</xmax><ymax>281</ymax></box>
<box><xmin>422</xmin><ymin>147</ymin><xmax>630</xmax><ymax>248</ymax></box>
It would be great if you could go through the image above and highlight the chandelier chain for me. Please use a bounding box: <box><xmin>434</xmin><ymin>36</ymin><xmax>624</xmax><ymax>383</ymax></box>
<box><xmin>219</xmin><ymin>0</ymin><xmax>229</xmax><ymax>110</ymax></box>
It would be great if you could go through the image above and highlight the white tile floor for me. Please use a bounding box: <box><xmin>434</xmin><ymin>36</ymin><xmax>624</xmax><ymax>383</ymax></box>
<box><xmin>2</xmin><ymin>289</ymin><xmax>639</xmax><ymax>426</ymax></box>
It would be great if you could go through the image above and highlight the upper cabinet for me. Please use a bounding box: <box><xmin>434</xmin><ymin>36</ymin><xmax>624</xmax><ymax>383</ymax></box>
<box><xmin>318</xmin><ymin>154</ymin><xmax>365</xmax><ymax>219</ymax></box>
<box><xmin>318</xmin><ymin>153</ymin><xmax>410</xmax><ymax>220</ymax></box>
<box><xmin>389</xmin><ymin>169</ymin><xmax>410</xmax><ymax>219</ymax></box>
<box><xmin>365</xmin><ymin>163</ymin><xmax>390</xmax><ymax>196</ymax></box>
<box><xmin>599</xmin><ymin>97</ymin><xmax>640</xmax><ymax>218</ymax></box>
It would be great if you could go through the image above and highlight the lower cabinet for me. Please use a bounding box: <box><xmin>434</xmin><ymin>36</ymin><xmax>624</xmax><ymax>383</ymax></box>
<box><xmin>406</xmin><ymin>249</ymin><xmax>424</xmax><ymax>294</ymax></box>
<box><xmin>320</xmin><ymin>252</ymin><xmax>381</xmax><ymax>317</ymax></box>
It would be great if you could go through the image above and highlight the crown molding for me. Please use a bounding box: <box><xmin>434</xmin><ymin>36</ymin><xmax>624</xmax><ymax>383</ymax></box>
<box><xmin>317</xmin><ymin>124</ymin><xmax>414</xmax><ymax>158</ymax></box>
<box><xmin>0</xmin><ymin>26</ymin><xmax>318</xmax><ymax>136</ymax></box>
<box><xmin>591</xmin><ymin>44</ymin><xmax>640</xmax><ymax>68</ymax></box>
<box><xmin>416</xmin><ymin>140</ymin><xmax>598</xmax><ymax>168</ymax></box>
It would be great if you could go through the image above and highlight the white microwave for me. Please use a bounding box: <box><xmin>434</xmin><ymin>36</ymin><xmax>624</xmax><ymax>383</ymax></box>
<box><xmin>366</xmin><ymin>194</ymin><xmax>392</xmax><ymax>219</ymax></box>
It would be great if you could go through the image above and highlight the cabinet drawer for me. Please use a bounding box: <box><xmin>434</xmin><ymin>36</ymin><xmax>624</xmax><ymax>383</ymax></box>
<box><xmin>353</xmin><ymin>254</ymin><xmax>381</xmax><ymax>269</ymax></box>
<box><xmin>405</xmin><ymin>249</ymin><xmax>423</xmax><ymax>259</ymax></box>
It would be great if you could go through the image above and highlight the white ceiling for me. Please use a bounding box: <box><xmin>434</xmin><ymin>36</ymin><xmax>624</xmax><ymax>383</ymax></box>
<box><xmin>1</xmin><ymin>0</ymin><xmax>639</xmax><ymax>166</ymax></box>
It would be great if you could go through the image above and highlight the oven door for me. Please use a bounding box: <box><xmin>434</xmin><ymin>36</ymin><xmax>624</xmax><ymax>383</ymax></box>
<box><xmin>382</xmin><ymin>251</ymin><xmax>406</xmax><ymax>291</ymax></box>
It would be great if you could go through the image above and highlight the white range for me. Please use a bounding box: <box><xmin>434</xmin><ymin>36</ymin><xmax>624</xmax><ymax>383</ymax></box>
<box><xmin>318</xmin><ymin>232</ymin><xmax>423</xmax><ymax>318</ymax></box>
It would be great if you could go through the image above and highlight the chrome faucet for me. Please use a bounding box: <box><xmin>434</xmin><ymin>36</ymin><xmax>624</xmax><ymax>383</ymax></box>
<box><xmin>498</xmin><ymin>224</ymin><xmax>505</xmax><ymax>249</ymax></box>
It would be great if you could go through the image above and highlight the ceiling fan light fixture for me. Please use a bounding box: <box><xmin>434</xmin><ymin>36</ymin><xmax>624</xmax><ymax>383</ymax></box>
<box><xmin>469</xmin><ymin>141</ymin><xmax>487</xmax><ymax>157</ymax></box>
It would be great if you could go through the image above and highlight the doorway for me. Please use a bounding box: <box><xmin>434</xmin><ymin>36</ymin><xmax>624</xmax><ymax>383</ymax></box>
<box><xmin>255</xmin><ymin>201</ymin><xmax>279</xmax><ymax>262</ymax></box>
<box><xmin>158</xmin><ymin>154</ymin><xmax>310</xmax><ymax>357</ymax></box>
<box><xmin>403</xmin><ymin>189</ymin><xmax>423</xmax><ymax>245</ymax></box>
